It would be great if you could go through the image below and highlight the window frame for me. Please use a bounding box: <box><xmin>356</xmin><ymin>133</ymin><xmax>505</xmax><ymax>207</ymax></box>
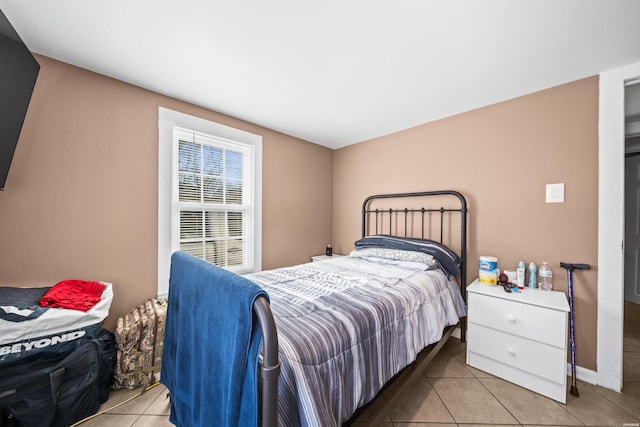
<box><xmin>158</xmin><ymin>107</ymin><xmax>262</xmax><ymax>297</ymax></box>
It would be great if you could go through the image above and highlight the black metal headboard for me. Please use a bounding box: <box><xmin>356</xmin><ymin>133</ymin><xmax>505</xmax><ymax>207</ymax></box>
<box><xmin>361</xmin><ymin>190</ymin><xmax>468</xmax><ymax>294</ymax></box>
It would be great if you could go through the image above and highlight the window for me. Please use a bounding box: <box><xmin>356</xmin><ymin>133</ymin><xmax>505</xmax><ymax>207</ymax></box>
<box><xmin>158</xmin><ymin>108</ymin><xmax>262</xmax><ymax>297</ymax></box>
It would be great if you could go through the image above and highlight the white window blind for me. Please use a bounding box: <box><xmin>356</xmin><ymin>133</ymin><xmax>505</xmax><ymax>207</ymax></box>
<box><xmin>173</xmin><ymin>127</ymin><xmax>254</xmax><ymax>272</ymax></box>
<box><xmin>158</xmin><ymin>107</ymin><xmax>262</xmax><ymax>297</ymax></box>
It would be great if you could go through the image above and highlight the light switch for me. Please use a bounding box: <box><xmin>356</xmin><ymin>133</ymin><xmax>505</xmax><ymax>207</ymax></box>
<box><xmin>546</xmin><ymin>183</ymin><xmax>565</xmax><ymax>203</ymax></box>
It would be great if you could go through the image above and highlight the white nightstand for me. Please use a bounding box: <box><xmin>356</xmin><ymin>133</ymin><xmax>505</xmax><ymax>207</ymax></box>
<box><xmin>310</xmin><ymin>254</ymin><xmax>344</xmax><ymax>262</ymax></box>
<box><xmin>466</xmin><ymin>279</ymin><xmax>569</xmax><ymax>403</ymax></box>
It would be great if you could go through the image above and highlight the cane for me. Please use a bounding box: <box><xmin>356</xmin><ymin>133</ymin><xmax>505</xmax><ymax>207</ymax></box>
<box><xmin>560</xmin><ymin>262</ymin><xmax>590</xmax><ymax>397</ymax></box>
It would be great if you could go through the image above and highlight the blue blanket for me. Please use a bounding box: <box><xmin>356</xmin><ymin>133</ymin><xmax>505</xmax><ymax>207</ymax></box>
<box><xmin>161</xmin><ymin>251</ymin><xmax>268</xmax><ymax>427</ymax></box>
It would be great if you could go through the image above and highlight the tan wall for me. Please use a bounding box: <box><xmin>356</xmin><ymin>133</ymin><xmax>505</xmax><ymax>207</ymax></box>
<box><xmin>0</xmin><ymin>55</ymin><xmax>333</xmax><ymax>330</ymax></box>
<box><xmin>0</xmin><ymin>54</ymin><xmax>600</xmax><ymax>370</ymax></box>
<box><xmin>333</xmin><ymin>77</ymin><xmax>599</xmax><ymax>370</ymax></box>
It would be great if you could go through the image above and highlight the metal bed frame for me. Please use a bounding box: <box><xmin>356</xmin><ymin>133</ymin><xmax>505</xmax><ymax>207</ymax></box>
<box><xmin>361</xmin><ymin>190</ymin><xmax>468</xmax><ymax>305</ymax></box>
<box><xmin>253</xmin><ymin>190</ymin><xmax>468</xmax><ymax>427</ymax></box>
<box><xmin>253</xmin><ymin>296</ymin><xmax>280</xmax><ymax>427</ymax></box>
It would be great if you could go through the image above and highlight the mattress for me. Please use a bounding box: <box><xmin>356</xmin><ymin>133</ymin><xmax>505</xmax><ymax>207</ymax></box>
<box><xmin>0</xmin><ymin>282</ymin><xmax>113</xmax><ymax>366</ymax></box>
<box><xmin>247</xmin><ymin>255</ymin><xmax>466</xmax><ymax>427</ymax></box>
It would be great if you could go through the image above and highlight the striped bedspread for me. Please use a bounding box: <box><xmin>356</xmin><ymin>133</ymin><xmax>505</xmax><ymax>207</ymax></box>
<box><xmin>247</xmin><ymin>255</ymin><xmax>466</xmax><ymax>427</ymax></box>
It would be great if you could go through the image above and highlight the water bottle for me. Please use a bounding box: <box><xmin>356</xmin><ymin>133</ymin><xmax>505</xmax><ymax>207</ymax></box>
<box><xmin>539</xmin><ymin>262</ymin><xmax>553</xmax><ymax>291</ymax></box>
<box><xmin>528</xmin><ymin>262</ymin><xmax>538</xmax><ymax>288</ymax></box>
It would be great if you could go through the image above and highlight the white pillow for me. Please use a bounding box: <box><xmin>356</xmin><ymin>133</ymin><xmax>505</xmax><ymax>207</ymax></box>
<box><xmin>350</xmin><ymin>247</ymin><xmax>437</xmax><ymax>270</ymax></box>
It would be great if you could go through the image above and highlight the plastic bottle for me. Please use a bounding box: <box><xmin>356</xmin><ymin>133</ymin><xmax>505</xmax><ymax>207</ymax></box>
<box><xmin>516</xmin><ymin>261</ymin><xmax>525</xmax><ymax>290</ymax></box>
<box><xmin>528</xmin><ymin>262</ymin><xmax>538</xmax><ymax>288</ymax></box>
<box><xmin>539</xmin><ymin>262</ymin><xmax>553</xmax><ymax>291</ymax></box>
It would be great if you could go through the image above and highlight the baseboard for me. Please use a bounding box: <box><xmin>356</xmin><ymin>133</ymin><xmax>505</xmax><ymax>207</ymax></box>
<box><xmin>567</xmin><ymin>363</ymin><xmax>598</xmax><ymax>385</ymax></box>
<box><xmin>452</xmin><ymin>326</ymin><xmax>461</xmax><ymax>339</ymax></box>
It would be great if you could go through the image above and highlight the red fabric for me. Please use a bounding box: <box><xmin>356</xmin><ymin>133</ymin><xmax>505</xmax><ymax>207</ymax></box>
<box><xmin>39</xmin><ymin>279</ymin><xmax>106</xmax><ymax>312</ymax></box>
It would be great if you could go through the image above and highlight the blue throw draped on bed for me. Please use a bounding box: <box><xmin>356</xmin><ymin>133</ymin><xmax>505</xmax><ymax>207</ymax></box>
<box><xmin>161</xmin><ymin>251</ymin><xmax>268</xmax><ymax>427</ymax></box>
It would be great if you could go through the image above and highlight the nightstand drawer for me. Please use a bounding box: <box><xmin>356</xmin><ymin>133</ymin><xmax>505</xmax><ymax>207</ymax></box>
<box><xmin>468</xmin><ymin>291</ymin><xmax>566</xmax><ymax>348</ymax></box>
<box><xmin>468</xmin><ymin>323</ymin><xmax>566</xmax><ymax>383</ymax></box>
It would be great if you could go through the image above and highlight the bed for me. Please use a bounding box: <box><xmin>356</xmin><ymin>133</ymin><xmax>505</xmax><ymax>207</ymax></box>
<box><xmin>162</xmin><ymin>190</ymin><xmax>468</xmax><ymax>427</ymax></box>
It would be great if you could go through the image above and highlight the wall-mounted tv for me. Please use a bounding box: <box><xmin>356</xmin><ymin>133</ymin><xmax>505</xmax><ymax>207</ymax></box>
<box><xmin>0</xmin><ymin>8</ymin><xmax>40</xmax><ymax>191</ymax></box>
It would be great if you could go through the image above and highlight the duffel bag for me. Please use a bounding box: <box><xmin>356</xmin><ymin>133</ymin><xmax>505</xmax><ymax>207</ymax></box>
<box><xmin>0</xmin><ymin>329</ymin><xmax>115</xmax><ymax>427</ymax></box>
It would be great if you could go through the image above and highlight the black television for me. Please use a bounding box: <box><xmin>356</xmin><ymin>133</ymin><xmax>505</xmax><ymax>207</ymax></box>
<box><xmin>0</xmin><ymin>8</ymin><xmax>39</xmax><ymax>191</ymax></box>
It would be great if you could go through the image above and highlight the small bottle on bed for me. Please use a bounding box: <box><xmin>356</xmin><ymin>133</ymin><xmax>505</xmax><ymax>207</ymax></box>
<box><xmin>326</xmin><ymin>245</ymin><xmax>333</xmax><ymax>256</ymax></box>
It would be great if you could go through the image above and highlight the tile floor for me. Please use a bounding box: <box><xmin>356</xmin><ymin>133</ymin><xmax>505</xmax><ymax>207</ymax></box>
<box><xmin>85</xmin><ymin>302</ymin><xmax>640</xmax><ymax>427</ymax></box>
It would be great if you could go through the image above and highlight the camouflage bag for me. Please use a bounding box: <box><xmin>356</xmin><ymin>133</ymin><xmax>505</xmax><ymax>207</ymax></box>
<box><xmin>112</xmin><ymin>298</ymin><xmax>167</xmax><ymax>389</ymax></box>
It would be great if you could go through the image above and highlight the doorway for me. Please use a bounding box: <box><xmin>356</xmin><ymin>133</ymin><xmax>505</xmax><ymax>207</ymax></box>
<box><xmin>599</xmin><ymin>62</ymin><xmax>640</xmax><ymax>393</ymax></box>
<box><xmin>626</xmin><ymin>82</ymin><xmax>640</xmax><ymax>306</ymax></box>
<box><xmin>624</xmin><ymin>81</ymin><xmax>640</xmax><ymax>387</ymax></box>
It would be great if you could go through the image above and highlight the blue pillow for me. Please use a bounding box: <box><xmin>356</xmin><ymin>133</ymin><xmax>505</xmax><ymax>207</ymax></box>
<box><xmin>354</xmin><ymin>235</ymin><xmax>461</xmax><ymax>276</ymax></box>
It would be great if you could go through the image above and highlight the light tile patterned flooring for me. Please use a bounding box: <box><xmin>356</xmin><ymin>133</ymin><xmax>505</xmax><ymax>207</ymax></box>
<box><xmin>86</xmin><ymin>302</ymin><xmax>640</xmax><ymax>427</ymax></box>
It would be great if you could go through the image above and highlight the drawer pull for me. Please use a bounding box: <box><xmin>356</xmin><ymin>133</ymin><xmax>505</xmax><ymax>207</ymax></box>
<box><xmin>507</xmin><ymin>347</ymin><xmax>516</xmax><ymax>356</ymax></box>
<box><xmin>507</xmin><ymin>314</ymin><xmax>516</xmax><ymax>323</ymax></box>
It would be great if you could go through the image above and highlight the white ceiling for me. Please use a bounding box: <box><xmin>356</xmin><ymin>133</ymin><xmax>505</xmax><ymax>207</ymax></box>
<box><xmin>2</xmin><ymin>0</ymin><xmax>640</xmax><ymax>149</ymax></box>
